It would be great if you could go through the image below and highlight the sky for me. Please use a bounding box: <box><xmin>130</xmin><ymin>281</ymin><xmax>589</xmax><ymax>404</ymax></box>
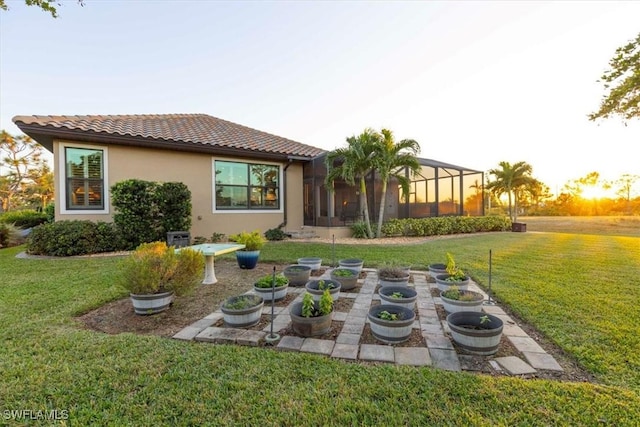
<box><xmin>1</xmin><ymin>0</ymin><xmax>638</xmax><ymax>195</ymax></box>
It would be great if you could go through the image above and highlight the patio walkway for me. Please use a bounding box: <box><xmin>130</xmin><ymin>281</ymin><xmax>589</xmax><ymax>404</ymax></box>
<box><xmin>173</xmin><ymin>269</ymin><xmax>563</xmax><ymax>375</ymax></box>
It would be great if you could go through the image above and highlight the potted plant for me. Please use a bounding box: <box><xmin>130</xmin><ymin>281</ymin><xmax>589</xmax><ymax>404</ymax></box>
<box><xmin>439</xmin><ymin>286</ymin><xmax>484</xmax><ymax>314</ymax></box>
<box><xmin>229</xmin><ymin>230</ymin><xmax>267</xmax><ymax>269</ymax></box>
<box><xmin>297</xmin><ymin>257</ymin><xmax>322</xmax><ymax>271</ymax></box>
<box><xmin>446</xmin><ymin>312</ymin><xmax>504</xmax><ymax>355</ymax></box>
<box><xmin>289</xmin><ymin>290</ymin><xmax>333</xmax><ymax>337</ymax></box>
<box><xmin>120</xmin><ymin>241</ymin><xmax>205</xmax><ymax>315</ymax></box>
<box><xmin>367</xmin><ymin>304</ymin><xmax>416</xmax><ymax>344</ymax></box>
<box><xmin>283</xmin><ymin>264</ymin><xmax>312</xmax><ymax>286</ymax></box>
<box><xmin>428</xmin><ymin>262</ymin><xmax>447</xmax><ymax>278</ymax></box>
<box><xmin>378</xmin><ymin>286</ymin><xmax>417</xmax><ymax>309</ymax></box>
<box><xmin>253</xmin><ymin>273</ymin><xmax>289</xmax><ymax>302</ymax></box>
<box><xmin>338</xmin><ymin>258</ymin><xmax>364</xmax><ymax>273</ymax></box>
<box><xmin>377</xmin><ymin>266</ymin><xmax>410</xmax><ymax>287</ymax></box>
<box><xmin>221</xmin><ymin>294</ymin><xmax>264</xmax><ymax>327</ymax></box>
<box><xmin>305</xmin><ymin>279</ymin><xmax>341</xmax><ymax>301</ymax></box>
<box><xmin>435</xmin><ymin>252</ymin><xmax>470</xmax><ymax>292</ymax></box>
<box><xmin>330</xmin><ymin>267</ymin><xmax>359</xmax><ymax>291</ymax></box>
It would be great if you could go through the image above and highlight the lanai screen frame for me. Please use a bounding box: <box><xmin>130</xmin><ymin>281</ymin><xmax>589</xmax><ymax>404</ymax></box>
<box><xmin>303</xmin><ymin>154</ymin><xmax>484</xmax><ymax>227</ymax></box>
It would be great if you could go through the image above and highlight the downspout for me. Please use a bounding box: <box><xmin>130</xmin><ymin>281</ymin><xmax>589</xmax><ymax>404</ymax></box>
<box><xmin>280</xmin><ymin>159</ymin><xmax>293</xmax><ymax>228</ymax></box>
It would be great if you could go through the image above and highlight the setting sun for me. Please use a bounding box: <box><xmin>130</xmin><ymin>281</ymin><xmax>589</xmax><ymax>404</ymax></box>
<box><xmin>582</xmin><ymin>186</ymin><xmax>612</xmax><ymax>200</ymax></box>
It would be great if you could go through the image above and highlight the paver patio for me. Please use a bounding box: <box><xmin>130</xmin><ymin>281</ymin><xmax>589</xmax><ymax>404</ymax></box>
<box><xmin>174</xmin><ymin>268</ymin><xmax>563</xmax><ymax>375</ymax></box>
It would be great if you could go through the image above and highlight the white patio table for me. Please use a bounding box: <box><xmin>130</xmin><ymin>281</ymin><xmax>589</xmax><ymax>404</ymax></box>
<box><xmin>181</xmin><ymin>243</ymin><xmax>245</xmax><ymax>284</ymax></box>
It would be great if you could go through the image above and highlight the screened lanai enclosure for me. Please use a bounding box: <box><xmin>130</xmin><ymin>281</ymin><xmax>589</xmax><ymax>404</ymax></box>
<box><xmin>303</xmin><ymin>155</ymin><xmax>484</xmax><ymax>227</ymax></box>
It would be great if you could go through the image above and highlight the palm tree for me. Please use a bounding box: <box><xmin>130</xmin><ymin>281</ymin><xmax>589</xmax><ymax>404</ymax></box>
<box><xmin>325</xmin><ymin>129</ymin><xmax>378</xmax><ymax>239</ymax></box>
<box><xmin>371</xmin><ymin>129</ymin><xmax>420</xmax><ymax>237</ymax></box>
<box><xmin>486</xmin><ymin>161</ymin><xmax>534</xmax><ymax>223</ymax></box>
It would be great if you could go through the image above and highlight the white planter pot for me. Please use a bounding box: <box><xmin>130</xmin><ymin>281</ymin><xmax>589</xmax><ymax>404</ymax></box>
<box><xmin>378</xmin><ymin>286</ymin><xmax>417</xmax><ymax>309</ymax></box>
<box><xmin>253</xmin><ymin>284</ymin><xmax>288</xmax><ymax>302</ymax></box>
<box><xmin>221</xmin><ymin>295</ymin><xmax>264</xmax><ymax>327</ymax></box>
<box><xmin>305</xmin><ymin>279</ymin><xmax>341</xmax><ymax>301</ymax></box>
<box><xmin>297</xmin><ymin>257</ymin><xmax>322</xmax><ymax>271</ymax></box>
<box><xmin>440</xmin><ymin>290</ymin><xmax>484</xmax><ymax>314</ymax></box>
<box><xmin>130</xmin><ymin>291</ymin><xmax>174</xmax><ymax>315</ymax></box>
<box><xmin>339</xmin><ymin>258</ymin><xmax>364</xmax><ymax>273</ymax></box>
<box><xmin>367</xmin><ymin>304</ymin><xmax>415</xmax><ymax>344</ymax></box>
<box><xmin>446</xmin><ymin>311</ymin><xmax>504</xmax><ymax>356</ymax></box>
<box><xmin>435</xmin><ymin>274</ymin><xmax>470</xmax><ymax>292</ymax></box>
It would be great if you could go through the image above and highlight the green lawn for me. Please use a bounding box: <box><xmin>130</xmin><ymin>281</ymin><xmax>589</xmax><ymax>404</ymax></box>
<box><xmin>1</xmin><ymin>220</ymin><xmax>640</xmax><ymax>425</ymax></box>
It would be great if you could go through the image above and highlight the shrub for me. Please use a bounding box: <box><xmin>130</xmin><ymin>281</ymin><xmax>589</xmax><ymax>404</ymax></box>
<box><xmin>0</xmin><ymin>223</ymin><xmax>24</xmax><ymax>248</ymax></box>
<box><xmin>229</xmin><ymin>230</ymin><xmax>266</xmax><ymax>251</ymax></box>
<box><xmin>111</xmin><ymin>179</ymin><xmax>160</xmax><ymax>248</ymax></box>
<box><xmin>380</xmin><ymin>216</ymin><xmax>511</xmax><ymax>237</ymax></box>
<box><xmin>264</xmin><ymin>227</ymin><xmax>287</xmax><ymax>241</ymax></box>
<box><xmin>0</xmin><ymin>210</ymin><xmax>48</xmax><ymax>229</ymax></box>
<box><xmin>210</xmin><ymin>232</ymin><xmax>226</xmax><ymax>243</ymax></box>
<box><xmin>111</xmin><ymin>179</ymin><xmax>193</xmax><ymax>249</ymax></box>
<box><xmin>44</xmin><ymin>203</ymin><xmax>55</xmax><ymax>223</ymax></box>
<box><xmin>156</xmin><ymin>182</ymin><xmax>192</xmax><ymax>234</ymax></box>
<box><xmin>351</xmin><ymin>221</ymin><xmax>374</xmax><ymax>238</ymax></box>
<box><xmin>26</xmin><ymin>220</ymin><xmax>126</xmax><ymax>256</ymax></box>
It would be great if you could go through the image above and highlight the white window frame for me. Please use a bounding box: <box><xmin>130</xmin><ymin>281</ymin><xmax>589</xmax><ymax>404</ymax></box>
<box><xmin>58</xmin><ymin>142</ymin><xmax>109</xmax><ymax>215</ymax></box>
<box><xmin>212</xmin><ymin>157</ymin><xmax>283</xmax><ymax>214</ymax></box>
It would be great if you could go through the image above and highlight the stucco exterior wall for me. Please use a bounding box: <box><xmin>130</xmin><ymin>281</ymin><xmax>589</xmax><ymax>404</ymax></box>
<box><xmin>53</xmin><ymin>139</ymin><xmax>305</xmax><ymax>239</ymax></box>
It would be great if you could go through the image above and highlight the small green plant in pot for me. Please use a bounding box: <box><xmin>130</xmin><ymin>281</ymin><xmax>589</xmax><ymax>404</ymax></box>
<box><xmin>435</xmin><ymin>252</ymin><xmax>470</xmax><ymax>292</ymax></box>
<box><xmin>290</xmin><ymin>290</ymin><xmax>333</xmax><ymax>336</ymax></box>
<box><xmin>229</xmin><ymin>230</ymin><xmax>267</xmax><ymax>269</ymax></box>
<box><xmin>253</xmin><ymin>273</ymin><xmax>289</xmax><ymax>302</ymax></box>
<box><xmin>120</xmin><ymin>241</ymin><xmax>205</xmax><ymax>315</ymax></box>
<box><xmin>440</xmin><ymin>285</ymin><xmax>484</xmax><ymax>313</ymax></box>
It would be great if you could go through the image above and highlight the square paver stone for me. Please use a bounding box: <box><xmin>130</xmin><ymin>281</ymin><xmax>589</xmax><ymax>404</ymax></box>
<box><xmin>331</xmin><ymin>343</ymin><xmax>359</xmax><ymax>360</ymax></box>
<box><xmin>359</xmin><ymin>344</ymin><xmax>395</xmax><ymax>363</ymax></box>
<box><xmin>195</xmin><ymin>327</ymin><xmax>244</xmax><ymax>344</ymax></box>
<box><xmin>423</xmin><ymin>333</ymin><xmax>454</xmax><ymax>350</ymax></box>
<box><xmin>494</xmin><ymin>356</ymin><xmax>537</xmax><ymax>375</ymax></box>
<box><xmin>237</xmin><ymin>330</ymin><xmax>267</xmax><ymax>346</ymax></box>
<box><xmin>429</xmin><ymin>348</ymin><xmax>461</xmax><ymax>371</ymax></box>
<box><xmin>394</xmin><ymin>347</ymin><xmax>432</xmax><ymax>366</ymax></box>
<box><xmin>173</xmin><ymin>326</ymin><xmax>204</xmax><ymax>341</ymax></box>
<box><xmin>277</xmin><ymin>335</ymin><xmax>304</xmax><ymax>351</ymax></box>
<box><xmin>336</xmin><ymin>333</ymin><xmax>361</xmax><ymax>345</ymax></box>
<box><xmin>508</xmin><ymin>336</ymin><xmax>546</xmax><ymax>353</ymax></box>
<box><xmin>300</xmin><ymin>338</ymin><xmax>335</xmax><ymax>355</ymax></box>
<box><xmin>522</xmin><ymin>352</ymin><xmax>564</xmax><ymax>371</ymax></box>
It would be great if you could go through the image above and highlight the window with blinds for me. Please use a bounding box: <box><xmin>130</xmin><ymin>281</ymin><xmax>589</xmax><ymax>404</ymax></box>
<box><xmin>214</xmin><ymin>160</ymin><xmax>280</xmax><ymax>210</ymax></box>
<box><xmin>65</xmin><ymin>147</ymin><xmax>104</xmax><ymax>210</ymax></box>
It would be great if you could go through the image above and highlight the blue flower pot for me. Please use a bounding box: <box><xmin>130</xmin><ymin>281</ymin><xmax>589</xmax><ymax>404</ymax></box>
<box><xmin>236</xmin><ymin>250</ymin><xmax>260</xmax><ymax>269</ymax></box>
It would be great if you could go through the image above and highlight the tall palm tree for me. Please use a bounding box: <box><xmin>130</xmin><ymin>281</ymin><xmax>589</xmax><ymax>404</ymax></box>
<box><xmin>325</xmin><ymin>129</ymin><xmax>378</xmax><ymax>238</ymax></box>
<box><xmin>486</xmin><ymin>161</ymin><xmax>534</xmax><ymax>222</ymax></box>
<box><xmin>371</xmin><ymin>129</ymin><xmax>420</xmax><ymax>237</ymax></box>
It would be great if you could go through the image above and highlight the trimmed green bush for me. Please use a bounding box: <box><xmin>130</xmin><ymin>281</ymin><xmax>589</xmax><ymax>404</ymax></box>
<box><xmin>351</xmin><ymin>221</ymin><xmax>374</xmax><ymax>238</ymax></box>
<box><xmin>111</xmin><ymin>179</ymin><xmax>192</xmax><ymax>250</ymax></box>
<box><xmin>0</xmin><ymin>209</ymin><xmax>48</xmax><ymax>229</ymax></box>
<box><xmin>380</xmin><ymin>216</ymin><xmax>511</xmax><ymax>237</ymax></box>
<box><xmin>264</xmin><ymin>226</ymin><xmax>287</xmax><ymax>241</ymax></box>
<box><xmin>44</xmin><ymin>203</ymin><xmax>55</xmax><ymax>223</ymax></box>
<box><xmin>0</xmin><ymin>223</ymin><xmax>10</xmax><ymax>248</ymax></box>
<box><xmin>26</xmin><ymin>220</ymin><xmax>126</xmax><ymax>256</ymax></box>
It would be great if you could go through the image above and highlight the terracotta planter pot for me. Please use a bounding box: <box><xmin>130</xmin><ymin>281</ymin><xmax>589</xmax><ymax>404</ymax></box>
<box><xmin>130</xmin><ymin>291</ymin><xmax>174</xmax><ymax>315</ymax></box>
<box><xmin>289</xmin><ymin>301</ymin><xmax>333</xmax><ymax>337</ymax></box>
<box><xmin>446</xmin><ymin>311</ymin><xmax>504</xmax><ymax>356</ymax></box>
<box><xmin>440</xmin><ymin>289</ymin><xmax>484</xmax><ymax>314</ymax></box>
<box><xmin>330</xmin><ymin>267</ymin><xmax>359</xmax><ymax>291</ymax></box>
<box><xmin>305</xmin><ymin>279</ymin><xmax>341</xmax><ymax>301</ymax></box>
<box><xmin>378</xmin><ymin>286</ymin><xmax>417</xmax><ymax>309</ymax></box>
<box><xmin>435</xmin><ymin>274</ymin><xmax>470</xmax><ymax>292</ymax></box>
<box><xmin>221</xmin><ymin>294</ymin><xmax>264</xmax><ymax>327</ymax></box>
<box><xmin>368</xmin><ymin>304</ymin><xmax>416</xmax><ymax>344</ymax></box>
<box><xmin>283</xmin><ymin>265</ymin><xmax>312</xmax><ymax>287</ymax></box>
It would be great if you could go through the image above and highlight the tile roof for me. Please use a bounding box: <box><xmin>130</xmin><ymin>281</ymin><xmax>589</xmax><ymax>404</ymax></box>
<box><xmin>12</xmin><ymin>113</ymin><xmax>325</xmax><ymax>158</ymax></box>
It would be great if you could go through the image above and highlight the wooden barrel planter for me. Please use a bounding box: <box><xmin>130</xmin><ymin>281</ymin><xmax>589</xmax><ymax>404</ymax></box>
<box><xmin>305</xmin><ymin>279</ymin><xmax>341</xmax><ymax>302</ymax></box>
<box><xmin>297</xmin><ymin>257</ymin><xmax>322</xmax><ymax>271</ymax></box>
<box><xmin>289</xmin><ymin>301</ymin><xmax>333</xmax><ymax>337</ymax></box>
<box><xmin>367</xmin><ymin>304</ymin><xmax>416</xmax><ymax>344</ymax></box>
<box><xmin>435</xmin><ymin>274</ymin><xmax>470</xmax><ymax>292</ymax></box>
<box><xmin>283</xmin><ymin>265</ymin><xmax>312</xmax><ymax>287</ymax></box>
<box><xmin>440</xmin><ymin>289</ymin><xmax>484</xmax><ymax>314</ymax></box>
<box><xmin>378</xmin><ymin>286</ymin><xmax>417</xmax><ymax>309</ymax></box>
<box><xmin>378</xmin><ymin>267</ymin><xmax>411</xmax><ymax>287</ymax></box>
<box><xmin>428</xmin><ymin>263</ymin><xmax>447</xmax><ymax>278</ymax></box>
<box><xmin>446</xmin><ymin>311</ymin><xmax>504</xmax><ymax>356</ymax></box>
<box><xmin>338</xmin><ymin>258</ymin><xmax>364</xmax><ymax>273</ymax></box>
<box><xmin>130</xmin><ymin>291</ymin><xmax>174</xmax><ymax>315</ymax></box>
<box><xmin>253</xmin><ymin>283</ymin><xmax>288</xmax><ymax>302</ymax></box>
<box><xmin>330</xmin><ymin>267</ymin><xmax>359</xmax><ymax>291</ymax></box>
<box><xmin>221</xmin><ymin>294</ymin><xmax>264</xmax><ymax>327</ymax></box>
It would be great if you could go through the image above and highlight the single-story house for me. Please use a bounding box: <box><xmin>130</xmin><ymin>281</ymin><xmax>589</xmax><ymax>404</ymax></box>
<box><xmin>13</xmin><ymin>114</ymin><xmax>484</xmax><ymax>239</ymax></box>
